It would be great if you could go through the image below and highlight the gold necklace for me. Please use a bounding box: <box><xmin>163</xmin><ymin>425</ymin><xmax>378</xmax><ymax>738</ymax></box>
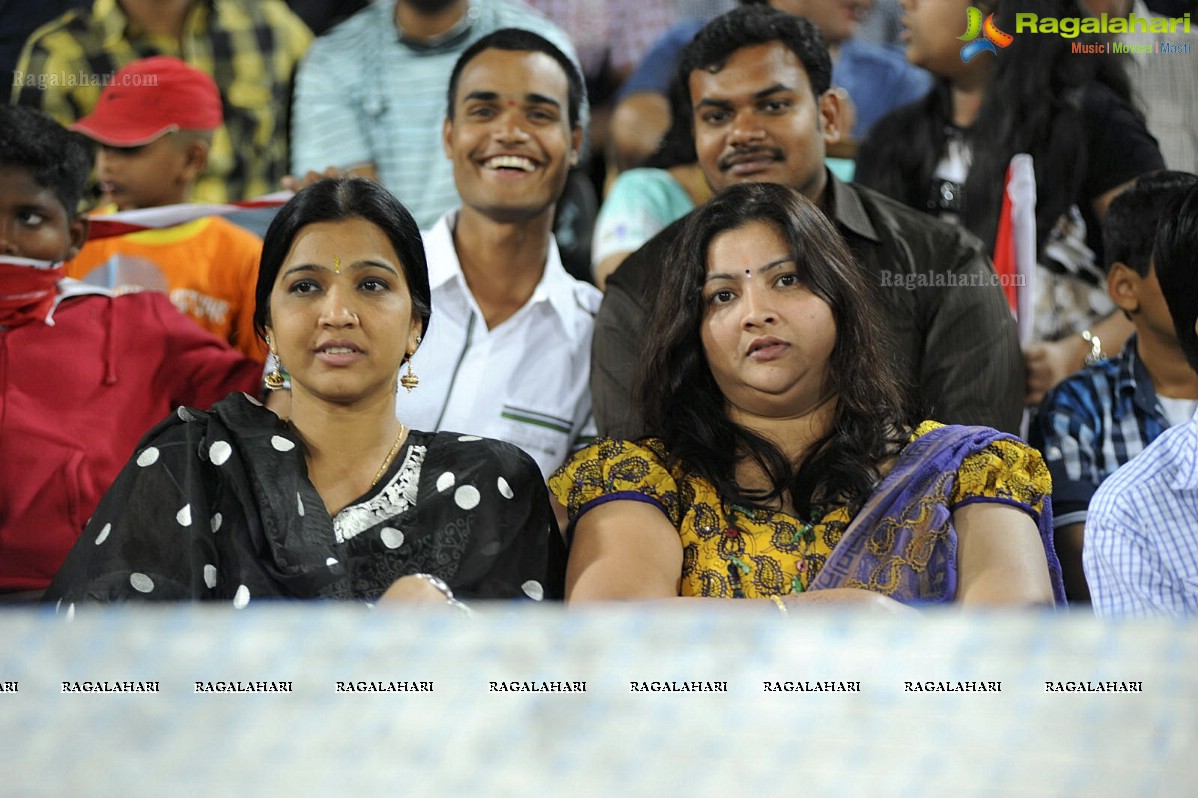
<box><xmin>371</xmin><ymin>423</ymin><xmax>407</xmax><ymax>487</ymax></box>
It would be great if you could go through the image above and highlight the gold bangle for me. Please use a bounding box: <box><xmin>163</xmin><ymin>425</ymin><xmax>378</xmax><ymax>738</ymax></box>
<box><xmin>769</xmin><ymin>595</ymin><xmax>789</xmax><ymax>615</ymax></box>
<box><xmin>1081</xmin><ymin>329</ymin><xmax>1103</xmax><ymax>366</ymax></box>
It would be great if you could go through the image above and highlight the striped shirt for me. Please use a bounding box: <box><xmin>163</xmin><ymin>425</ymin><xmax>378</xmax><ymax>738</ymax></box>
<box><xmin>291</xmin><ymin>0</ymin><xmax>579</xmax><ymax>230</ymax></box>
<box><xmin>12</xmin><ymin>0</ymin><xmax>312</xmax><ymax>204</ymax></box>
<box><xmin>1031</xmin><ymin>336</ymin><xmax>1170</xmax><ymax>529</ymax></box>
<box><xmin>1084</xmin><ymin>408</ymin><xmax>1198</xmax><ymax>617</ymax></box>
<box><xmin>524</xmin><ymin>0</ymin><xmax>676</xmax><ymax>79</ymax></box>
<box><xmin>1120</xmin><ymin>0</ymin><xmax>1198</xmax><ymax>172</ymax></box>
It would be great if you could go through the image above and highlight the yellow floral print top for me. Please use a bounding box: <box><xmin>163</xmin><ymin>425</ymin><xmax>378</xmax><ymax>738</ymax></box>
<box><xmin>548</xmin><ymin>421</ymin><xmax>1050</xmax><ymax>598</ymax></box>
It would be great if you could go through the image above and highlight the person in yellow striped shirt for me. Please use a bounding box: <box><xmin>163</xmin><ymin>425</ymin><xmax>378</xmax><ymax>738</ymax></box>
<box><xmin>12</xmin><ymin>0</ymin><xmax>311</xmax><ymax>204</ymax></box>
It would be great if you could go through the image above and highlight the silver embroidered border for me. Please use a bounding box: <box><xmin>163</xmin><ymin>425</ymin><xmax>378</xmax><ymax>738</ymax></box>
<box><xmin>333</xmin><ymin>444</ymin><xmax>427</xmax><ymax>543</ymax></box>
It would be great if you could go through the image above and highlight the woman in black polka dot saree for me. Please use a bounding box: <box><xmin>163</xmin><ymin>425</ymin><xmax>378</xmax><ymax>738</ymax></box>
<box><xmin>45</xmin><ymin>179</ymin><xmax>564</xmax><ymax>607</ymax></box>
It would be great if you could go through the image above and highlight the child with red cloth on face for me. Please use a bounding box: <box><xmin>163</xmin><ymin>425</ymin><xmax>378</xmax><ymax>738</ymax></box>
<box><xmin>0</xmin><ymin>104</ymin><xmax>262</xmax><ymax>601</ymax></box>
<box><xmin>65</xmin><ymin>57</ymin><xmax>267</xmax><ymax>363</ymax></box>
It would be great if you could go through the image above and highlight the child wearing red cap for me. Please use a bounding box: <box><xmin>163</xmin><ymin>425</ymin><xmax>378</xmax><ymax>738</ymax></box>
<box><xmin>65</xmin><ymin>56</ymin><xmax>266</xmax><ymax>362</ymax></box>
<box><xmin>71</xmin><ymin>55</ymin><xmax>223</xmax><ymax>211</ymax></box>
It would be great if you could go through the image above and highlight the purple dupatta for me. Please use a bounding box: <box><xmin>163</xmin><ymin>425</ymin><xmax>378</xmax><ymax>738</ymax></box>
<box><xmin>808</xmin><ymin>424</ymin><xmax>1066</xmax><ymax>605</ymax></box>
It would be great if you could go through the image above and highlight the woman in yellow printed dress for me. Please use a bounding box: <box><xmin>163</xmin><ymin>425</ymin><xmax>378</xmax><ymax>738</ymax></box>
<box><xmin>551</xmin><ymin>182</ymin><xmax>1065</xmax><ymax>608</ymax></box>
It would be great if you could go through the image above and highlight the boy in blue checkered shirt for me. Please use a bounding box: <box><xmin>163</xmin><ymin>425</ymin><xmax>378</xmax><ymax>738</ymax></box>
<box><xmin>1085</xmin><ymin>182</ymin><xmax>1198</xmax><ymax>617</ymax></box>
<box><xmin>1031</xmin><ymin>170</ymin><xmax>1198</xmax><ymax>602</ymax></box>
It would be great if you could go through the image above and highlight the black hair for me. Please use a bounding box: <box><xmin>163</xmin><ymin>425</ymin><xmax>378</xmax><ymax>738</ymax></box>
<box><xmin>1104</xmin><ymin>170</ymin><xmax>1198</xmax><ymax>277</ymax></box>
<box><xmin>638</xmin><ymin>182</ymin><xmax>916</xmax><ymax>520</ymax></box>
<box><xmin>1154</xmin><ymin>184</ymin><xmax>1198</xmax><ymax>373</ymax></box>
<box><xmin>678</xmin><ymin>5</ymin><xmax>832</xmax><ymax>109</ymax></box>
<box><xmin>254</xmin><ymin>178</ymin><xmax>431</xmax><ymax>341</ymax></box>
<box><xmin>855</xmin><ymin>0</ymin><xmax>1138</xmax><ymax>258</ymax></box>
<box><xmin>0</xmin><ymin>104</ymin><xmax>92</xmax><ymax>220</ymax></box>
<box><xmin>446</xmin><ymin>28</ymin><xmax>585</xmax><ymax>129</ymax></box>
<box><xmin>643</xmin><ymin>75</ymin><xmax>697</xmax><ymax>170</ymax></box>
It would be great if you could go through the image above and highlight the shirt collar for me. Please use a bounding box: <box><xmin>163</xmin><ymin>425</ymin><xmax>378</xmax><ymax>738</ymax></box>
<box><xmin>1173</xmin><ymin>407</ymin><xmax>1198</xmax><ymax>491</ymax></box>
<box><xmin>43</xmin><ymin>277</ymin><xmax>111</xmax><ymax>326</ymax></box>
<box><xmin>57</xmin><ymin>276</ymin><xmax>111</xmax><ymax>301</ymax></box>
<box><xmin>93</xmin><ymin>0</ymin><xmax>128</xmax><ymax>47</ymax></box>
<box><xmin>423</xmin><ymin>211</ymin><xmax>463</xmax><ymax>292</ymax></box>
<box><xmin>826</xmin><ymin>169</ymin><xmax>879</xmax><ymax>243</ymax></box>
<box><xmin>424</xmin><ymin>209</ymin><xmax>591</xmax><ymax>343</ymax></box>
<box><xmin>1111</xmin><ymin>334</ymin><xmax>1165</xmax><ymax>422</ymax></box>
<box><xmin>389</xmin><ymin>0</ymin><xmax>480</xmax><ymax>52</ymax></box>
<box><xmin>94</xmin><ymin>0</ymin><xmax>212</xmax><ymax>47</ymax></box>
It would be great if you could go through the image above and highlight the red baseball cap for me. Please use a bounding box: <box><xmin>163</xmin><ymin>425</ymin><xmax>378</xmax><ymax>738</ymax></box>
<box><xmin>71</xmin><ymin>56</ymin><xmax>222</xmax><ymax>147</ymax></box>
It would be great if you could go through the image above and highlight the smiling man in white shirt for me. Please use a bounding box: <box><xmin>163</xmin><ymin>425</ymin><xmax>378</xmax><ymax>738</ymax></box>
<box><xmin>395</xmin><ymin>29</ymin><xmax>600</xmax><ymax>479</ymax></box>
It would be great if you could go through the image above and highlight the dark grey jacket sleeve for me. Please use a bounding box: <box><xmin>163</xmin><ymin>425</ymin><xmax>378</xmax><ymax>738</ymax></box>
<box><xmin>589</xmin><ymin>220</ymin><xmax>684</xmax><ymax>440</ymax></box>
<box><xmin>917</xmin><ymin>232</ymin><xmax>1024</xmax><ymax>434</ymax></box>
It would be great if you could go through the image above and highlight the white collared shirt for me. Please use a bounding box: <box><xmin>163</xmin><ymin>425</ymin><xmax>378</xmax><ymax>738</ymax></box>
<box><xmin>396</xmin><ymin>210</ymin><xmax>601</xmax><ymax>478</ymax></box>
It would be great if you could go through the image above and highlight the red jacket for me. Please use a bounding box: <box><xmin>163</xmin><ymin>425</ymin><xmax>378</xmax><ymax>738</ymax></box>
<box><xmin>0</xmin><ymin>283</ymin><xmax>263</xmax><ymax>593</ymax></box>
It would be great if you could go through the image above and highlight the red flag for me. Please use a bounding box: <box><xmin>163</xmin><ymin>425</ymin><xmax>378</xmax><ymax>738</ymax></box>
<box><xmin>993</xmin><ymin>155</ymin><xmax>1037</xmax><ymax>345</ymax></box>
<box><xmin>994</xmin><ymin>166</ymin><xmax>1019</xmax><ymax>312</ymax></box>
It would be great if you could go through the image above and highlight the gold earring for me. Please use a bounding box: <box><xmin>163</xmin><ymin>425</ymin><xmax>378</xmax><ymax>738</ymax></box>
<box><xmin>265</xmin><ymin>365</ymin><xmax>286</xmax><ymax>391</ymax></box>
<box><xmin>265</xmin><ymin>335</ymin><xmax>286</xmax><ymax>391</ymax></box>
<box><xmin>400</xmin><ymin>352</ymin><xmax>419</xmax><ymax>392</ymax></box>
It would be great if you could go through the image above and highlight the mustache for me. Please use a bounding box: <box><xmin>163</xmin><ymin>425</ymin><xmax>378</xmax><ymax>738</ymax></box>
<box><xmin>718</xmin><ymin>147</ymin><xmax>785</xmax><ymax>171</ymax></box>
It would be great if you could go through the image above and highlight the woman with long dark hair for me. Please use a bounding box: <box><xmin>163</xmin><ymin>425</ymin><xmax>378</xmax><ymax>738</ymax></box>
<box><xmin>552</xmin><ymin>183</ymin><xmax>1064</xmax><ymax>607</ymax></box>
<box><xmin>47</xmin><ymin>178</ymin><xmax>564</xmax><ymax>606</ymax></box>
<box><xmin>855</xmin><ymin>0</ymin><xmax>1165</xmax><ymax>404</ymax></box>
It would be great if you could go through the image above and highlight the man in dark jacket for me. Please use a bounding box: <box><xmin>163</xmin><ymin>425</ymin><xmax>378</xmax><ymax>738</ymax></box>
<box><xmin>592</xmin><ymin>5</ymin><xmax>1023</xmax><ymax>439</ymax></box>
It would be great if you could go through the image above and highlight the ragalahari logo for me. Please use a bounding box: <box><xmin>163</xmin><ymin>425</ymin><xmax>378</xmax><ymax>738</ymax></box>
<box><xmin>959</xmin><ymin>7</ymin><xmax>1014</xmax><ymax>62</ymax></box>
